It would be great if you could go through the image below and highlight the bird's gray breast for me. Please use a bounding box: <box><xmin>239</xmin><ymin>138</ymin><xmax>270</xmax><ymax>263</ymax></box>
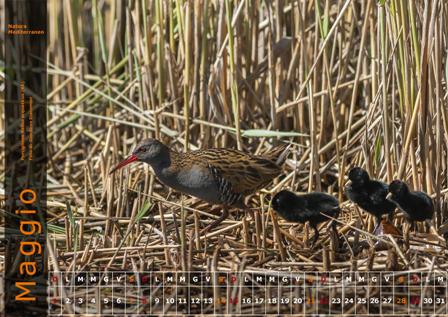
<box><xmin>157</xmin><ymin>165</ymin><xmax>221</xmax><ymax>204</ymax></box>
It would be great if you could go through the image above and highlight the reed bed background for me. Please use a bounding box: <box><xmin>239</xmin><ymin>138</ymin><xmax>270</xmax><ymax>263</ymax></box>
<box><xmin>1</xmin><ymin>0</ymin><xmax>448</xmax><ymax>314</ymax></box>
<box><xmin>5</xmin><ymin>0</ymin><xmax>448</xmax><ymax>282</ymax></box>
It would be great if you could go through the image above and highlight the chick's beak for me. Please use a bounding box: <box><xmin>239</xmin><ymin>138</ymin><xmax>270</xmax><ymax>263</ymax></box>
<box><xmin>109</xmin><ymin>154</ymin><xmax>138</xmax><ymax>174</ymax></box>
<box><xmin>386</xmin><ymin>193</ymin><xmax>392</xmax><ymax>200</ymax></box>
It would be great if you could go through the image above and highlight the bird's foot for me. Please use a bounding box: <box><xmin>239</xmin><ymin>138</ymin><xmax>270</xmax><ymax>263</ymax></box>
<box><xmin>200</xmin><ymin>220</ymin><xmax>219</xmax><ymax>236</ymax></box>
<box><xmin>200</xmin><ymin>227</ymin><xmax>211</xmax><ymax>236</ymax></box>
<box><xmin>201</xmin><ymin>220</ymin><xmax>221</xmax><ymax>235</ymax></box>
<box><xmin>310</xmin><ymin>241</ymin><xmax>320</xmax><ymax>250</ymax></box>
<box><xmin>309</xmin><ymin>236</ymin><xmax>320</xmax><ymax>249</ymax></box>
<box><xmin>200</xmin><ymin>208</ymin><xmax>229</xmax><ymax>235</ymax></box>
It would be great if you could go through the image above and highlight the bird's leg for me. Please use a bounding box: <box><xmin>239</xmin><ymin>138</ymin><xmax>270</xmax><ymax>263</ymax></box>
<box><xmin>373</xmin><ymin>216</ymin><xmax>381</xmax><ymax>233</ymax></box>
<box><xmin>331</xmin><ymin>209</ymin><xmax>340</xmax><ymax>234</ymax></box>
<box><xmin>311</xmin><ymin>224</ymin><xmax>320</xmax><ymax>247</ymax></box>
<box><xmin>387</xmin><ymin>210</ymin><xmax>394</xmax><ymax>222</ymax></box>
<box><xmin>410</xmin><ymin>220</ymin><xmax>416</xmax><ymax>233</ymax></box>
<box><xmin>202</xmin><ymin>207</ymin><xmax>229</xmax><ymax>234</ymax></box>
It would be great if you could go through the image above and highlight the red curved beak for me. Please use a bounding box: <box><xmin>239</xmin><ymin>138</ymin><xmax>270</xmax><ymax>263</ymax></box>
<box><xmin>109</xmin><ymin>154</ymin><xmax>138</xmax><ymax>174</ymax></box>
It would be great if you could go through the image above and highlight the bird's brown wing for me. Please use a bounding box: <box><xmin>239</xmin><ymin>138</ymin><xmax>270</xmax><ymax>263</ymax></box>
<box><xmin>179</xmin><ymin>148</ymin><xmax>283</xmax><ymax>196</ymax></box>
<box><xmin>262</xmin><ymin>143</ymin><xmax>290</xmax><ymax>165</ymax></box>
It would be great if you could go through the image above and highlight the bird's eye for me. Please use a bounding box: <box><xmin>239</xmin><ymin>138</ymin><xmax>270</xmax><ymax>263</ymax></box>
<box><xmin>138</xmin><ymin>147</ymin><xmax>147</xmax><ymax>153</ymax></box>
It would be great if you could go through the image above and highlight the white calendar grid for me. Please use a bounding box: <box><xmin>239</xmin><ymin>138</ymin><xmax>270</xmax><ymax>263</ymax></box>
<box><xmin>48</xmin><ymin>271</ymin><xmax>448</xmax><ymax>315</ymax></box>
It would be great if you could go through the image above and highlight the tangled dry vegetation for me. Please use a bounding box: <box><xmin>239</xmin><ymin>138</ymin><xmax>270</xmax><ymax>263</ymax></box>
<box><xmin>40</xmin><ymin>0</ymin><xmax>448</xmax><ymax>279</ymax></box>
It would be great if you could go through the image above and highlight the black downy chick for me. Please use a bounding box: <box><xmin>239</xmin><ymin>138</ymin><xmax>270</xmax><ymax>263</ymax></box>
<box><xmin>386</xmin><ymin>180</ymin><xmax>434</xmax><ymax>230</ymax></box>
<box><xmin>272</xmin><ymin>190</ymin><xmax>340</xmax><ymax>246</ymax></box>
<box><xmin>345</xmin><ymin>167</ymin><xmax>396</xmax><ymax>231</ymax></box>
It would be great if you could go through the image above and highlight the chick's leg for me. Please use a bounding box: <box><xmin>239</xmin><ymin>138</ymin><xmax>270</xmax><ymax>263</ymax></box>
<box><xmin>331</xmin><ymin>208</ymin><xmax>340</xmax><ymax>234</ymax></box>
<box><xmin>373</xmin><ymin>216</ymin><xmax>381</xmax><ymax>233</ymax></box>
<box><xmin>311</xmin><ymin>224</ymin><xmax>320</xmax><ymax>247</ymax></box>
<box><xmin>387</xmin><ymin>209</ymin><xmax>394</xmax><ymax>222</ymax></box>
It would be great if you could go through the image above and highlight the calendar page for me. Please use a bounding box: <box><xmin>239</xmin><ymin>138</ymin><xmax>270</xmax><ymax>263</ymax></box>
<box><xmin>48</xmin><ymin>271</ymin><xmax>448</xmax><ymax>315</ymax></box>
<box><xmin>3</xmin><ymin>1</ymin><xmax>448</xmax><ymax>317</ymax></box>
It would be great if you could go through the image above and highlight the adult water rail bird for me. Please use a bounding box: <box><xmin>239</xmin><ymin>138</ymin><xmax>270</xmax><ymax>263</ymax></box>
<box><xmin>271</xmin><ymin>190</ymin><xmax>340</xmax><ymax>246</ymax></box>
<box><xmin>345</xmin><ymin>167</ymin><xmax>396</xmax><ymax>231</ymax></box>
<box><xmin>110</xmin><ymin>138</ymin><xmax>289</xmax><ymax>233</ymax></box>
<box><xmin>386</xmin><ymin>180</ymin><xmax>434</xmax><ymax>230</ymax></box>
